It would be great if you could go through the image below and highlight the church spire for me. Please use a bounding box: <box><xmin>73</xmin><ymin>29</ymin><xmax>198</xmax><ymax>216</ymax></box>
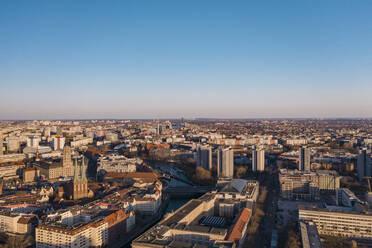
<box><xmin>81</xmin><ymin>157</ymin><xmax>87</xmax><ymax>181</ymax></box>
<box><xmin>73</xmin><ymin>157</ymin><xmax>80</xmax><ymax>182</ymax></box>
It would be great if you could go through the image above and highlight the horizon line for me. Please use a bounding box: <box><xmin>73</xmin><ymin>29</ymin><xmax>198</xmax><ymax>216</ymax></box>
<box><xmin>1</xmin><ymin>117</ymin><xmax>372</xmax><ymax>122</ymax></box>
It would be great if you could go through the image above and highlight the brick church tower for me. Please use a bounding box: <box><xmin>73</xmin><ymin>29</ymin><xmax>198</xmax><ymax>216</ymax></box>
<box><xmin>73</xmin><ymin>156</ymin><xmax>88</xmax><ymax>200</ymax></box>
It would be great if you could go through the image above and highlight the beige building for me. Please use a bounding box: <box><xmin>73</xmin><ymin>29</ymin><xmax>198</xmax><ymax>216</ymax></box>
<box><xmin>299</xmin><ymin>205</ymin><xmax>372</xmax><ymax>239</ymax></box>
<box><xmin>36</xmin><ymin>206</ymin><xmax>135</xmax><ymax>248</ymax></box>
<box><xmin>34</xmin><ymin>147</ymin><xmax>75</xmax><ymax>180</ymax></box>
<box><xmin>36</xmin><ymin>220</ymin><xmax>108</xmax><ymax>248</ymax></box>
<box><xmin>279</xmin><ymin>169</ymin><xmax>340</xmax><ymax>200</ymax></box>
<box><xmin>0</xmin><ymin>210</ymin><xmax>35</xmax><ymax>235</ymax></box>
<box><xmin>23</xmin><ymin>167</ymin><xmax>40</xmax><ymax>183</ymax></box>
<box><xmin>35</xmin><ymin>162</ymin><xmax>63</xmax><ymax>180</ymax></box>
<box><xmin>62</xmin><ymin>146</ymin><xmax>74</xmax><ymax>177</ymax></box>
<box><xmin>0</xmin><ymin>164</ymin><xmax>22</xmax><ymax>180</ymax></box>
<box><xmin>132</xmin><ymin>181</ymin><xmax>259</xmax><ymax>248</ymax></box>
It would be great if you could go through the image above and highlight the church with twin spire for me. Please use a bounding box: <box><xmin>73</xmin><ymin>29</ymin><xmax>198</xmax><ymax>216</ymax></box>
<box><xmin>72</xmin><ymin>156</ymin><xmax>88</xmax><ymax>200</ymax></box>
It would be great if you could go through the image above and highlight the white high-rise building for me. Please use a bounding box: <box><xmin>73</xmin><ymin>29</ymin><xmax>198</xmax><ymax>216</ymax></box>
<box><xmin>217</xmin><ymin>147</ymin><xmax>234</xmax><ymax>178</ymax></box>
<box><xmin>299</xmin><ymin>146</ymin><xmax>311</xmax><ymax>172</ymax></box>
<box><xmin>357</xmin><ymin>148</ymin><xmax>372</xmax><ymax>181</ymax></box>
<box><xmin>51</xmin><ymin>136</ymin><xmax>65</xmax><ymax>150</ymax></box>
<box><xmin>252</xmin><ymin>146</ymin><xmax>265</xmax><ymax>172</ymax></box>
<box><xmin>196</xmin><ymin>145</ymin><xmax>212</xmax><ymax>170</ymax></box>
<box><xmin>27</xmin><ymin>136</ymin><xmax>40</xmax><ymax>148</ymax></box>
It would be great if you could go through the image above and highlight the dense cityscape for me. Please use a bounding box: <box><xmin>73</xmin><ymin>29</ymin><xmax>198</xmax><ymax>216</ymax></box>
<box><xmin>0</xmin><ymin>119</ymin><xmax>370</xmax><ymax>247</ymax></box>
<box><xmin>2</xmin><ymin>0</ymin><xmax>372</xmax><ymax>247</ymax></box>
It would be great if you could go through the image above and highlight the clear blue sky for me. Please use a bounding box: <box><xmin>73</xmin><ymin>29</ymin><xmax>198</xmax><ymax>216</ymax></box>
<box><xmin>1</xmin><ymin>0</ymin><xmax>372</xmax><ymax>119</ymax></box>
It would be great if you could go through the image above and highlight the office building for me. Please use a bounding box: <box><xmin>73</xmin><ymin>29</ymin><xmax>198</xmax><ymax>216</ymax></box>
<box><xmin>217</xmin><ymin>147</ymin><xmax>234</xmax><ymax>178</ymax></box>
<box><xmin>299</xmin><ymin>146</ymin><xmax>311</xmax><ymax>171</ymax></box>
<box><xmin>357</xmin><ymin>148</ymin><xmax>372</xmax><ymax>180</ymax></box>
<box><xmin>132</xmin><ymin>183</ymin><xmax>260</xmax><ymax>248</ymax></box>
<box><xmin>36</xmin><ymin>205</ymin><xmax>135</xmax><ymax>248</ymax></box>
<box><xmin>279</xmin><ymin>169</ymin><xmax>340</xmax><ymax>200</ymax></box>
<box><xmin>70</xmin><ymin>137</ymin><xmax>93</xmax><ymax>148</ymax></box>
<box><xmin>34</xmin><ymin>147</ymin><xmax>74</xmax><ymax>180</ymax></box>
<box><xmin>196</xmin><ymin>145</ymin><xmax>212</xmax><ymax>170</ymax></box>
<box><xmin>299</xmin><ymin>205</ymin><xmax>372</xmax><ymax>239</ymax></box>
<box><xmin>97</xmin><ymin>154</ymin><xmax>139</xmax><ymax>174</ymax></box>
<box><xmin>336</xmin><ymin>188</ymin><xmax>359</xmax><ymax>208</ymax></box>
<box><xmin>252</xmin><ymin>146</ymin><xmax>265</xmax><ymax>172</ymax></box>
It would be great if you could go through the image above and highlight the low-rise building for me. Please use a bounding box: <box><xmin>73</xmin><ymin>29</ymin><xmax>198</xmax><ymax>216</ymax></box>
<box><xmin>299</xmin><ymin>205</ymin><xmax>372</xmax><ymax>239</ymax></box>
<box><xmin>97</xmin><ymin>154</ymin><xmax>140</xmax><ymax>174</ymax></box>
<box><xmin>0</xmin><ymin>210</ymin><xmax>36</xmax><ymax>234</ymax></box>
<box><xmin>279</xmin><ymin>169</ymin><xmax>340</xmax><ymax>200</ymax></box>
<box><xmin>132</xmin><ymin>181</ymin><xmax>259</xmax><ymax>248</ymax></box>
<box><xmin>36</xmin><ymin>204</ymin><xmax>135</xmax><ymax>248</ymax></box>
<box><xmin>299</xmin><ymin>221</ymin><xmax>322</xmax><ymax>248</ymax></box>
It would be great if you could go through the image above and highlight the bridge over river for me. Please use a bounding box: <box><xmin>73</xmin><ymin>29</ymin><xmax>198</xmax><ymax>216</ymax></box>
<box><xmin>147</xmin><ymin>161</ymin><xmax>215</xmax><ymax>197</ymax></box>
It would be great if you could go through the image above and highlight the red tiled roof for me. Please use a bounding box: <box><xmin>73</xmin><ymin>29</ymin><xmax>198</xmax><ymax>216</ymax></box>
<box><xmin>226</xmin><ymin>208</ymin><xmax>251</xmax><ymax>243</ymax></box>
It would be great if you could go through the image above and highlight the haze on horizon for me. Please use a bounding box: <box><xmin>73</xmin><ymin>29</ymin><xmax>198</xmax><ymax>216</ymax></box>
<box><xmin>1</xmin><ymin>0</ymin><xmax>372</xmax><ymax>120</ymax></box>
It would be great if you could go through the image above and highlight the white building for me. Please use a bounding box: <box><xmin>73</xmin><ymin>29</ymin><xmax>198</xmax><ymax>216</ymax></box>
<box><xmin>0</xmin><ymin>210</ymin><xmax>35</xmax><ymax>234</ymax></box>
<box><xmin>36</xmin><ymin>221</ymin><xmax>108</xmax><ymax>248</ymax></box>
<box><xmin>299</xmin><ymin>205</ymin><xmax>372</xmax><ymax>239</ymax></box>
<box><xmin>70</xmin><ymin>137</ymin><xmax>93</xmax><ymax>148</ymax></box>
<box><xmin>36</xmin><ymin>205</ymin><xmax>134</xmax><ymax>248</ymax></box>
<box><xmin>51</xmin><ymin>136</ymin><xmax>65</xmax><ymax>150</ymax></box>
<box><xmin>27</xmin><ymin>136</ymin><xmax>40</xmax><ymax>148</ymax></box>
<box><xmin>97</xmin><ymin>155</ymin><xmax>140</xmax><ymax>174</ymax></box>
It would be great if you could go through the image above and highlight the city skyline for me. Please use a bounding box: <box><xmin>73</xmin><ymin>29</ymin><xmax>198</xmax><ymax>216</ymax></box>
<box><xmin>1</xmin><ymin>0</ymin><xmax>372</xmax><ymax>119</ymax></box>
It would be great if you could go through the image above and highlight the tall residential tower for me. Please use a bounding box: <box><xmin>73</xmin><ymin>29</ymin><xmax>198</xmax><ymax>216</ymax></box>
<box><xmin>299</xmin><ymin>146</ymin><xmax>311</xmax><ymax>172</ymax></box>
<box><xmin>217</xmin><ymin>147</ymin><xmax>234</xmax><ymax>178</ymax></box>
<box><xmin>252</xmin><ymin>146</ymin><xmax>265</xmax><ymax>172</ymax></box>
<box><xmin>357</xmin><ymin>148</ymin><xmax>372</xmax><ymax>180</ymax></box>
<box><xmin>196</xmin><ymin>145</ymin><xmax>212</xmax><ymax>170</ymax></box>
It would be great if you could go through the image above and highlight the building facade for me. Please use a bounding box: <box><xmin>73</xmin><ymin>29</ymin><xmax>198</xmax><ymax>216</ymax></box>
<box><xmin>299</xmin><ymin>205</ymin><xmax>372</xmax><ymax>239</ymax></box>
<box><xmin>357</xmin><ymin>148</ymin><xmax>372</xmax><ymax>180</ymax></box>
<box><xmin>299</xmin><ymin>147</ymin><xmax>311</xmax><ymax>172</ymax></box>
<box><xmin>62</xmin><ymin>146</ymin><xmax>74</xmax><ymax>177</ymax></box>
<box><xmin>252</xmin><ymin>146</ymin><xmax>265</xmax><ymax>172</ymax></box>
<box><xmin>196</xmin><ymin>145</ymin><xmax>212</xmax><ymax>170</ymax></box>
<box><xmin>73</xmin><ymin>157</ymin><xmax>88</xmax><ymax>200</ymax></box>
<box><xmin>217</xmin><ymin>147</ymin><xmax>234</xmax><ymax>178</ymax></box>
<box><xmin>279</xmin><ymin>169</ymin><xmax>340</xmax><ymax>200</ymax></box>
<box><xmin>52</xmin><ymin>136</ymin><xmax>65</xmax><ymax>151</ymax></box>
